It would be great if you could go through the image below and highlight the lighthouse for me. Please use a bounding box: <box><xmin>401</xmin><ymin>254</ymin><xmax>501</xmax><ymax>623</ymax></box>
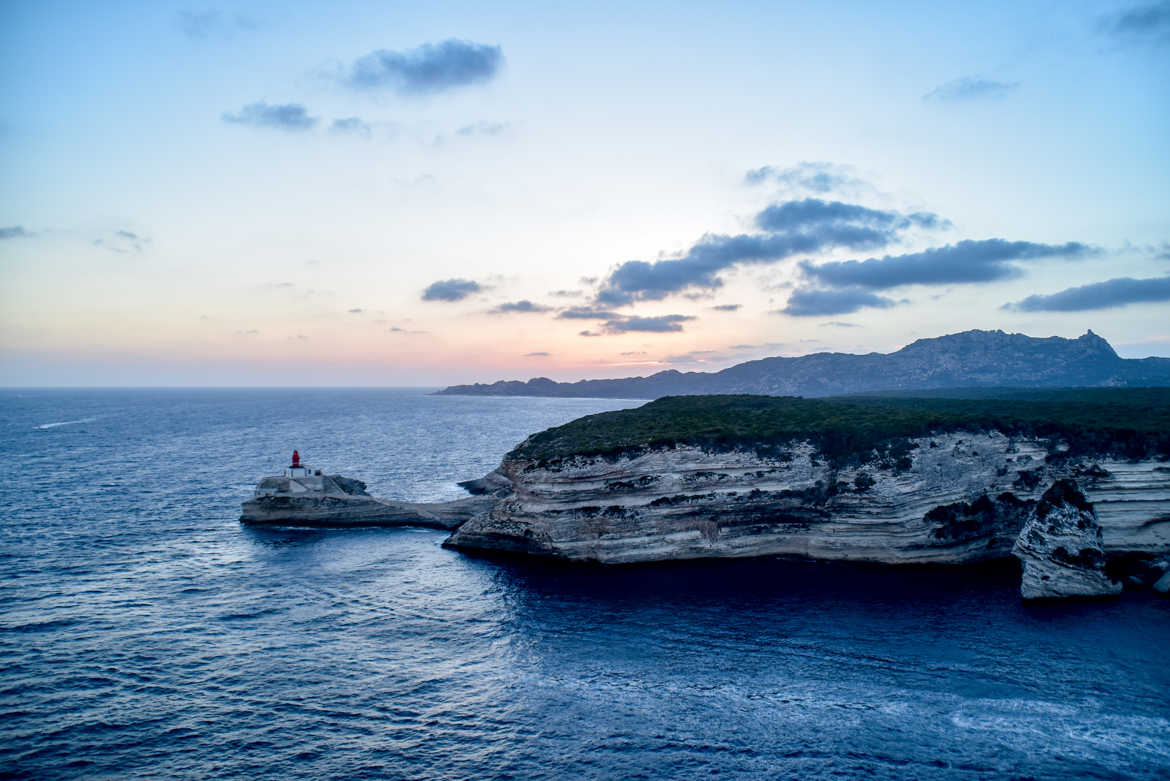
<box><xmin>287</xmin><ymin>449</ymin><xmax>310</xmax><ymax>478</ymax></box>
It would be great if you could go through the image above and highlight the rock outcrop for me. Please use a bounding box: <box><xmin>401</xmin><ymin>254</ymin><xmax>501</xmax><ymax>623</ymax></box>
<box><xmin>1012</xmin><ymin>480</ymin><xmax>1122</xmax><ymax>599</ymax></box>
<box><xmin>444</xmin><ymin>433</ymin><xmax>1170</xmax><ymax>569</ymax></box>
<box><xmin>240</xmin><ymin>472</ymin><xmax>492</xmax><ymax>530</ymax></box>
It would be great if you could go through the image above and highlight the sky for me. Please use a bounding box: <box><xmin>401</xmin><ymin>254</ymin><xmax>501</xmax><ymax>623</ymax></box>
<box><xmin>1</xmin><ymin>0</ymin><xmax>1168</xmax><ymax>386</ymax></box>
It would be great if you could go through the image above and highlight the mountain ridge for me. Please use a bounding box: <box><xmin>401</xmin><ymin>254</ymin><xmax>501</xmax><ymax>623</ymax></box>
<box><xmin>437</xmin><ymin>329</ymin><xmax>1170</xmax><ymax>399</ymax></box>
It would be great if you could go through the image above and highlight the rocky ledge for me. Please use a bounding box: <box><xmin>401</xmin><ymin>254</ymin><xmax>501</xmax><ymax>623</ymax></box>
<box><xmin>240</xmin><ymin>471</ymin><xmax>492</xmax><ymax>530</ymax></box>
<box><xmin>443</xmin><ymin>394</ymin><xmax>1170</xmax><ymax>598</ymax></box>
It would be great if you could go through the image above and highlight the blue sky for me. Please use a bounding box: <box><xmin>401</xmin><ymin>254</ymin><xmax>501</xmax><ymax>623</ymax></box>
<box><xmin>1</xmin><ymin>0</ymin><xmax>1168</xmax><ymax>385</ymax></box>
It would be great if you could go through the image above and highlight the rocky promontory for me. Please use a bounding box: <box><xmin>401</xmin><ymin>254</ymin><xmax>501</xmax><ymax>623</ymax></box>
<box><xmin>240</xmin><ymin>470</ymin><xmax>491</xmax><ymax>530</ymax></box>
<box><xmin>443</xmin><ymin>392</ymin><xmax>1170</xmax><ymax>596</ymax></box>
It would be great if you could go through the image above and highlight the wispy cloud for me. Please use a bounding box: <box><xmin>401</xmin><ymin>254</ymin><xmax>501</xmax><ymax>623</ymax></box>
<box><xmin>558</xmin><ymin>307</ymin><xmax>624</xmax><ymax>320</ymax></box>
<box><xmin>602</xmin><ymin>314</ymin><xmax>694</xmax><ymax>333</ymax></box>
<box><xmin>744</xmin><ymin>162</ymin><xmax>868</xmax><ymax>194</ymax></box>
<box><xmin>524</xmin><ymin>351</ymin><xmax>550</xmax><ymax>357</ymax></box>
<box><xmin>1002</xmin><ymin>275</ymin><xmax>1170</xmax><ymax>312</ymax></box>
<box><xmin>342</xmin><ymin>39</ymin><xmax>503</xmax><ymax>95</ymax></box>
<box><xmin>711</xmin><ymin>304</ymin><xmax>741</xmax><ymax>311</ymax></box>
<box><xmin>0</xmin><ymin>226</ymin><xmax>32</xmax><ymax>239</ymax></box>
<box><xmin>223</xmin><ymin>102</ymin><xmax>318</xmax><ymax>131</ymax></box>
<box><xmin>456</xmin><ymin>120</ymin><xmax>509</xmax><ymax>137</ymax></box>
<box><xmin>490</xmin><ymin>300</ymin><xmax>551</xmax><ymax>314</ymax></box>
<box><xmin>421</xmin><ymin>278</ymin><xmax>482</xmax><ymax>302</ymax></box>
<box><xmin>549</xmin><ymin>289</ymin><xmax>583</xmax><ymax>298</ymax></box>
<box><xmin>800</xmin><ymin>239</ymin><xmax>1096</xmax><ymax>290</ymax></box>
<box><xmin>178</xmin><ymin>9</ymin><xmax>260</xmax><ymax>40</ymax></box>
<box><xmin>330</xmin><ymin>117</ymin><xmax>370</xmax><ymax>136</ymax></box>
<box><xmin>1099</xmin><ymin>1</ymin><xmax>1170</xmax><ymax>45</ymax></box>
<box><xmin>754</xmin><ymin>198</ymin><xmax>948</xmax><ymax>233</ymax></box>
<box><xmin>924</xmin><ymin>77</ymin><xmax>1019</xmax><ymax>102</ymax></box>
<box><xmin>780</xmin><ymin>288</ymin><xmax>897</xmax><ymax>317</ymax></box>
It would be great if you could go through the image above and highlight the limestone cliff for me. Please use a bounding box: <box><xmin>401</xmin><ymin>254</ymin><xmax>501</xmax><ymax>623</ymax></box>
<box><xmin>444</xmin><ymin>432</ymin><xmax>1170</xmax><ymax>566</ymax></box>
<box><xmin>1012</xmin><ymin>480</ymin><xmax>1122</xmax><ymax>599</ymax></box>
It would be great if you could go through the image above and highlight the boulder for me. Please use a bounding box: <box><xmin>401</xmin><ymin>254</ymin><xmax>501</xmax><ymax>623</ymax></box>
<box><xmin>1012</xmin><ymin>480</ymin><xmax>1122</xmax><ymax>600</ymax></box>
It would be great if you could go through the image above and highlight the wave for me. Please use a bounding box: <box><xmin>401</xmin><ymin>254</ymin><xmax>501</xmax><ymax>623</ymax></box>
<box><xmin>34</xmin><ymin>417</ymin><xmax>100</xmax><ymax>430</ymax></box>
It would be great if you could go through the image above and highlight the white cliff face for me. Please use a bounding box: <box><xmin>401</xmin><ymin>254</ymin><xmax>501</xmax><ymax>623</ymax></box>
<box><xmin>446</xmin><ymin>431</ymin><xmax>1170</xmax><ymax>565</ymax></box>
<box><xmin>1013</xmin><ymin>481</ymin><xmax>1123</xmax><ymax>600</ymax></box>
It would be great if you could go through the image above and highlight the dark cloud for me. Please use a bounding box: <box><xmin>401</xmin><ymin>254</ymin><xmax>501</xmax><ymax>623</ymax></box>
<box><xmin>347</xmin><ymin>308</ymin><xmax>363</xmax><ymax>314</ymax></box>
<box><xmin>1002</xmin><ymin>275</ymin><xmax>1170</xmax><ymax>312</ymax></box>
<box><xmin>711</xmin><ymin>304</ymin><xmax>741</xmax><ymax>311</ymax></box>
<box><xmin>800</xmin><ymin>239</ymin><xmax>1096</xmax><ymax>290</ymax></box>
<box><xmin>924</xmin><ymin>77</ymin><xmax>1020</xmax><ymax>102</ymax></box>
<box><xmin>421</xmin><ymin>278</ymin><xmax>482</xmax><ymax>302</ymax></box>
<box><xmin>744</xmin><ymin>162</ymin><xmax>866</xmax><ymax>194</ymax></box>
<box><xmin>579</xmin><ymin>330</ymin><xmax>601</xmax><ymax>337</ymax></box>
<box><xmin>602</xmin><ymin>315</ymin><xmax>694</xmax><ymax>333</ymax></box>
<box><xmin>594</xmin><ymin>197</ymin><xmax>951</xmax><ymax>306</ymax></box>
<box><xmin>456</xmin><ymin>120</ymin><xmax>509</xmax><ymax>137</ymax></box>
<box><xmin>597</xmin><ymin>228</ymin><xmax>885</xmax><ymax>306</ymax></box>
<box><xmin>1100</xmin><ymin>2</ymin><xmax>1170</xmax><ymax>44</ymax></box>
<box><xmin>330</xmin><ymin>117</ymin><xmax>371</xmax><ymax>135</ymax></box>
<box><xmin>754</xmin><ymin>198</ymin><xmax>948</xmax><ymax>234</ymax></box>
<box><xmin>223</xmin><ymin>102</ymin><xmax>318</xmax><ymax>131</ymax></box>
<box><xmin>558</xmin><ymin>307</ymin><xmax>624</xmax><ymax>320</ymax></box>
<box><xmin>781</xmin><ymin>288</ymin><xmax>897</xmax><ymax>317</ymax></box>
<box><xmin>344</xmin><ymin>40</ymin><xmax>503</xmax><ymax>95</ymax></box>
<box><xmin>490</xmin><ymin>300</ymin><xmax>551</xmax><ymax>314</ymax></box>
<box><xmin>524</xmin><ymin>351</ymin><xmax>550</xmax><ymax>357</ymax></box>
<box><xmin>0</xmin><ymin>226</ymin><xmax>31</xmax><ymax>239</ymax></box>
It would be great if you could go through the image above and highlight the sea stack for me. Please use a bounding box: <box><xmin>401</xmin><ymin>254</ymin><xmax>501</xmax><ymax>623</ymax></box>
<box><xmin>1012</xmin><ymin>480</ymin><xmax>1122</xmax><ymax>600</ymax></box>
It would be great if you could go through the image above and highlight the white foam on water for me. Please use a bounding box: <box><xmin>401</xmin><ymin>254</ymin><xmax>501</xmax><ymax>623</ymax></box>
<box><xmin>34</xmin><ymin>416</ymin><xmax>100</xmax><ymax>430</ymax></box>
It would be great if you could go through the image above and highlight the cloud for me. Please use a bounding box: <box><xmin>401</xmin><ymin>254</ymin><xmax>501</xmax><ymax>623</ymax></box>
<box><xmin>781</xmin><ymin>287</ymin><xmax>897</xmax><ymax>316</ymax></box>
<box><xmin>558</xmin><ymin>306</ymin><xmax>624</xmax><ymax>320</ymax></box>
<box><xmin>602</xmin><ymin>314</ymin><xmax>694</xmax><ymax>333</ymax></box>
<box><xmin>524</xmin><ymin>351</ymin><xmax>550</xmax><ymax>357</ymax></box>
<box><xmin>223</xmin><ymin>102</ymin><xmax>318</xmax><ymax>131</ymax></box>
<box><xmin>593</xmin><ymin>197</ymin><xmax>952</xmax><ymax>306</ymax></box>
<box><xmin>597</xmin><ymin>228</ymin><xmax>886</xmax><ymax>306</ymax></box>
<box><xmin>178</xmin><ymin>10</ymin><xmax>258</xmax><ymax>39</ymax></box>
<box><xmin>820</xmin><ymin>320</ymin><xmax>860</xmax><ymax>328</ymax></box>
<box><xmin>490</xmin><ymin>300</ymin><xmax>551</xmax><ymax>314</ymax></box>
<box><xmin>330</xmin><ymin>117</ymin><xmax>371</xmax><ymax>135</ymax></box>
<box><xmin>924</xmin><ymin>77</ymin><xmax>1020</xmax><ymax>102</ymax></box>
<box><xmin>421</xmin><ymin>278</ymin><xmax>482</xmax><ymax>302</ymax></box>
<box><xmin>115</xmin><ymin>230</ymin><xmax>139</xmax><ymax>240</ymax></box>
<box><xmin>347</xmin><ymin>308</ymin><xmax>363</xmax><ymax>314</ymax></box>
<box><xmin>754</xmin><ymin>198</ymin><xmax>949</xmax><ymax>233</ymax></box>
<box><xmin>579</xmin><ymin>330</ymin><xmax>601</xmax><ymax>337</ymax></box>
<box><xmin>744</xmin><ymin>162</ymin><xmax>867</xmax><ymax>194</ymax></box>
<box><xmin>0</xmin><ymin>226</ymin><xmax>31</xmax><ymax>239</ymax></box>
<box><xmin>456</xmin><ymin>120</ymin><xmax>509</xmax><ymax>137</ymax></box>
<box><xmin>800</xmin><ymin>239</ymin><xmax>1096</xmax><ymax>290</ymax></box>
<box><xmin>1099</xmin><ymin>2</ymin><xmax>1170</xmax><ymax>44</ymax></box>
<box><xmin>549</xmin><ymin>289</ymin><xmax>583</xmax><ymax>298</ymax></box>
<box><xmin>343</xmin><ymin>39</ymin><xmax>503</xmax><ymax>95</ymax></box>
<box><xmin>711</xmin><ymin>304</ymin><xmax>741</xmax><ymax>311</ymax></box>
<box><xmin>1002</xmin><ymin>275</ymin><xmax>1170</xmax><ymax>312</ymax></box>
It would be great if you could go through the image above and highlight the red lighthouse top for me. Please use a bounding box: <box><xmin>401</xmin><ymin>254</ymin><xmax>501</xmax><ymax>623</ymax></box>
<box><xmin>291</xmin><ymin>450</ymin><xmax>300</xmax><ymax>468</ymax></box>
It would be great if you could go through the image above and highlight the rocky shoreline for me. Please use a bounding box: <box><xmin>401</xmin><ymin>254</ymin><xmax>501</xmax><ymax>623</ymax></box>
<box><xmin>241</xmin><ymin>394</ymin><xmax>1170</xmax><ymax>601</ymax></box>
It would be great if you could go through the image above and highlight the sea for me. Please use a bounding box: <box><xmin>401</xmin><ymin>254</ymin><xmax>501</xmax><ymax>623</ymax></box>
<box><xmin>1</xmin><ymin>388</ymin><xmax>1168</xmax><ymax>780</ymax></box>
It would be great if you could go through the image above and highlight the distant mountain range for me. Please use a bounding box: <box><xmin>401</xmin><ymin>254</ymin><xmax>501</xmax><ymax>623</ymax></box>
<box><xmin>437</xmin><ymin>330</ymin><xmax>1170</xmax><ymax>399</ymax></box>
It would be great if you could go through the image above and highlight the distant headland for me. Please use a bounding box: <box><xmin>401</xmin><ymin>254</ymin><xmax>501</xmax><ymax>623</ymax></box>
<box><xmin>436</xmin><ymin>329</ymin><xmax>1170</xmax><ymax>399</ymax></box>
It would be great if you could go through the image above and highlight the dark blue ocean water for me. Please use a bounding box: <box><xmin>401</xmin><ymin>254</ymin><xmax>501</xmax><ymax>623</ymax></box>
<box><xmin>1</xmin><ymin>389</ymin><xmax>1168</xmax><ymax>780</ymax></box>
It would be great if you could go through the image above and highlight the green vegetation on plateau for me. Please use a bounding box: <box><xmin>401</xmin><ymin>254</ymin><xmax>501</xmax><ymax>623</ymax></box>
<box><xmin>508</xmin><ymin>388</ymin><xmax>1170</xmax><ymax>465</ymax></box>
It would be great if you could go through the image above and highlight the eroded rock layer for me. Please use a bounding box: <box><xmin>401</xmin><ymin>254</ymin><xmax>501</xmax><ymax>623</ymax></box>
<box><xmin>1012</xmin><ymin>480</ymin><xmax>1122</xmax><ymax>599</ymax></box>
<box><xmin>445</xmin><ymin>432</ymin><xmax>1170</xmax><ymax>565</ymax></box>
